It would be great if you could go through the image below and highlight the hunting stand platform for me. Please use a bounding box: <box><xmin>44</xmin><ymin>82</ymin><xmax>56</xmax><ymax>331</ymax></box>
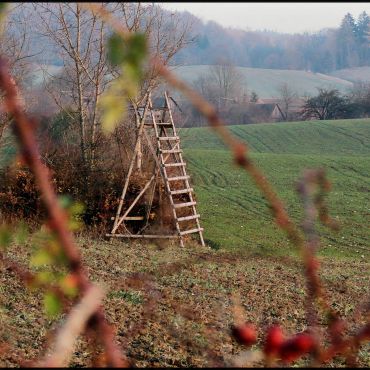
<box><xmin>106</xmin><ymin>91</ymin><xmax>205</xmax><ymax>247</ymax></box>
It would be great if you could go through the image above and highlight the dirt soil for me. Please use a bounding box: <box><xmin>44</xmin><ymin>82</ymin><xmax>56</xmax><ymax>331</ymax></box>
<box><xmin>1</xmin><ymin>237</ymin><xmax>369</xmax><ymax>367</ymax></box>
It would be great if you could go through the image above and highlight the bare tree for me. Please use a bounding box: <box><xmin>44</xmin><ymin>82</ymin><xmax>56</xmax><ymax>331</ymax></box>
<box><xmin>300</xmin><ymin>88</ymin><xmax>350</xmax><ymax>120</ymax></box>
<box><xmin>192</xmin><ymin>59</ymin><xmax>246</xmax><ymax>113</ymax></box>
<box><xmin>33</xmin><ymin>2</ymin><xmax>115</xmax><ymax>175</ymax></box>
<box><xmin>277</xmin><ymin>82</ymin><xmax>297</xmax><ymax>121</ymax></box>
<box><xmin>192</xmin><ymin>74</ymin><xmax>219</xmax><ymax>105</ymax></box>
<box><xmin>114</xmin><ymin>3</ymin><xmax>194</xmax><ymax>171</ymax></box>
<box><xmin>32</xmin><ymin>3</ymin><xmax>193</xmax><ymax>174</ymax></box>
<box><xmin>115</xmin><ymin>3</ymin><xmax>194</xmax><ymax>104</ymax></box>
<box><xmin>209</xmin><ymin>59</ymin><xmax>245</xmax><ymax>108</ymax></box>
<box><xmin>348</xmin><ymin>81</ymin><xmax>370</xmax><ymax>117</ymax></box>
<box><xmin>0</xmin><ymin>4</ymin><xmax>32</xmax><ymax>150</ymax></box>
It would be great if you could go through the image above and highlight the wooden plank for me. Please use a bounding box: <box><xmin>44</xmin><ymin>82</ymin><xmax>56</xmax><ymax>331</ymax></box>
<box><xmin>161</xmin><ymin>148</ymin><xmax>182</xmax><ymax>154</ymax></box>
<box><xmin>111</xmin><ymin>94</ymin><xmax>151</xmax><ymax>232</ymax></box>
<box><xmin>144</xmin><ymin>122</ymin><xmax>172</xmax><ymax>127</ymax></box>
<box><xmin>164</xmin><ymin>162</ymin><xmax>186</xmax><ymax>168</ymax></box>
<box><xmin>158</xmin><ymin>136</ymin><xmax>179</xmax><ymax>141</ymax></box>
<box><xmin>179</xmin><ymin>228</ymin><xmax>204</xmax><ymax>236</ymax></box>
<box><xmin>112</xmin><ymin>174</ymin><xmax>156</xmax><ymax>233</ymax></box>
<box><xmin>168</xmin><ymin>175</ymin><xmax>189</xmax><ymax>181</ymax></box>
<box><xmin>106</xmin><ymin>234</ymin><xmax>179</xmax><ymax>239</ymax></box>
<box><xmin>170</xmin><ymin>188</ymin><xmax>193</xmax><ymax>195</ymax></box>
<box><xmin>174</xmin><ymin>201</ymin><xmax>196</xmax><ymax>209</ymax></box>
<box><xmin>177</xmin><ymin>214</ymin><xmax>200</xmax><ymax>222</ymax></box>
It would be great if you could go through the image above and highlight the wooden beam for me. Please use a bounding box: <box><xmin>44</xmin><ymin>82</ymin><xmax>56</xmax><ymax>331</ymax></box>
<box><xmin>106</xmin><ymin>234</ymin><xmax>179</xmax><ymax>239</ymax></box>
<box><xmin>112</xmin><ymin>174</ymin><xmax>156</xmax><ymax>233</ymax></box>
<box><xmin>111</xmin><ymin>94</ymin><xmax>151</xmax><ymax>232</ymax></box>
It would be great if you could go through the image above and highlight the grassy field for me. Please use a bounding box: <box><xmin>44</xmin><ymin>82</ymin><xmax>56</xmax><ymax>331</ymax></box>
<box><xmin>329</xmin><ymin>66</ymin><xmax>370</xmax><ymax>83</ymax></box>
<box><xmin>171</xmin><ymin>65</ymin><xmax>354</xmax><ymax>98</ymax></box>
<box><xmin>1</xmin><ymin>118</ymin><xmax>369</xmax><ymax>367</ymax></box>
<box><xmin>31</xmin><ymin>64</ymin><xmax>355</xmax><ymax>98</ymax></box>
<box><xmin>179</xmin><ymin>118</ymin><xmax>370</xmax><ymax>258</ymax></box>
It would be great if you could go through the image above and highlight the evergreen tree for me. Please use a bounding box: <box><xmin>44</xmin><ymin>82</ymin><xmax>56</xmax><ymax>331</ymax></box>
<box><xmin>355</xmin><ymin>11</ymin><xmax>370</xmax><ymax>65</ymax></box>
<box><xmin>355</xmin><ymin>11</ymin><xmax>369</xmax><ymax>42</ymax></box>
<box><xmin>336</xmin><ymin>13</ymin><xmax>358</xmax><ymax>69</ymax></box>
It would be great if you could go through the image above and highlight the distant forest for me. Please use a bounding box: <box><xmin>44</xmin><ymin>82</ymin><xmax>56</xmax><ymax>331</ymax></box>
<box><xmin>12</xmin><ymin>4</ymin><xmax>370</xmax><ymax>73</ymax></box>
<box><xmin>172</xmin><ymin>11</ymin><xmax>370</xmax><ymax>72</ymax></box>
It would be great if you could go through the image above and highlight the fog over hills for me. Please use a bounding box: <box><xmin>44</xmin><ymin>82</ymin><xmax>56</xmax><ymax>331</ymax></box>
<box><xmin>21</xmin><ymin>4</ymin><xmax>369</xmax><ymax>73</ymax></box>
<box><xmin>12</xmin><ymin>3</ymin><xmax>369</xmax><ymax>101</ymax></box>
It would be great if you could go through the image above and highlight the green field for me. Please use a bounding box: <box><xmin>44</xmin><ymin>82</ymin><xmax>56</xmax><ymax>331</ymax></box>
<box><xmin>171</xmin><ymin>65</ymin><xmax>354</xmax><ymax>98</ymax></box>
<box><xmin>2</xmin><ymin>119</ymin><xmax>369</xmax><ymax>367</ymax></box>
<box><xmin>179</xmin><ymin>119</ymin><xmax>370</xmax><ymax>258</ymax></box>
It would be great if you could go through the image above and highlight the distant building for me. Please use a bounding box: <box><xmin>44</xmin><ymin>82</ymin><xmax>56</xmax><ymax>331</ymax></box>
<box><xmin>257</xmin><ymin>98</ymin><xmax>306</xmax><ymax>122</ymax></box>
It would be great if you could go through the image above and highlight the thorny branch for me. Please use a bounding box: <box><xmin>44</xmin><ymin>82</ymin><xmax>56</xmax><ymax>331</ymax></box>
<box><xmin>0</xmin><ymin>57</ymin><xmax>126</xmax><ymax>367</ymax></box>
<box><xmin>296</xmin><ymin>169</ymin><xmax>369</xmax><ymax>366</ymax></box>
<box><xmin>36</xmin><ymin>285</ymin><xmax>105</xmax><ymax>367</ymax></box>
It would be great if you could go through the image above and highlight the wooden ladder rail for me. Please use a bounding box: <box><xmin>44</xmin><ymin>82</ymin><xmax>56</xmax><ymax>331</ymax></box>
<box><xmin>161</xmin><ymin>91</ymin><xmax>205</xmax><ymax>247</ymax></box>
<box><xmin>111</xmin><ymin>93</ymin><xmax>151</xmax><ymax>235</ymax></box>
<box><xmin>149</xmin><ymin>95</ymin><xmax>185</xmax><ymax>247</ymax></box>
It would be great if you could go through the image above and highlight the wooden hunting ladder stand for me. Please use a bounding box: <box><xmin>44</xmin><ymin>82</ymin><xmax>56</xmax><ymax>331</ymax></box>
<box><xmin>107</xmin><ymin>91</ymin><xmax>205</xmax><ymax>247</ymax></box>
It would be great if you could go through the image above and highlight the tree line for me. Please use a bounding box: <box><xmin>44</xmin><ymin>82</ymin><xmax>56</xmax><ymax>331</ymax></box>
<box><xmin>177</xmin><ymin>61</ymin><xmax>370</xmax><ymax>127</ymax></box>
<box><xmin>172</xmin><ymin>11</ymin><xmax>370</xmax><ymax>73</ymax></box>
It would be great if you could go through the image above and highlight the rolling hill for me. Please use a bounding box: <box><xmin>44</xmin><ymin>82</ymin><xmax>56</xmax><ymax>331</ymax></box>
<box><xmin>30</xmin><ymin>64</ymin><xmax>356</xmax><ymax>99</ymax></box>
<box><xmin>179</xmin><ymin>118</ymin><xmax>370</xmax><ymax>257</ymax></box>
<box><xmin>170</xmin><ymin>65</ymin><xmax>354</xmax><ymax>98</ymax></box>
<box><xmin>329</xmin><ymin>66</ymin><xmax>370</xmax><ymax>83</ymax></box>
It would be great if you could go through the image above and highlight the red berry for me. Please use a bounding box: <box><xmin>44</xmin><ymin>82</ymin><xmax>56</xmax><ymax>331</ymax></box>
<box><xmin>264</xmin><ymin>325</ymin><xmax>284</xmax><ymax>356</ymax></box>
<box><xmin>279</xmin><ymin>333</ymin><xmax>314</xmax><ymax>363</ymax></box>
<box><xmin>232</xmin><ymin>322</ymin><xmax>257</xmax><ymax>346</ymax></box>
<box><xmin>295</xmin><ymin>333</ymin><xmax>314</xmax><ymax>352</ymax></box>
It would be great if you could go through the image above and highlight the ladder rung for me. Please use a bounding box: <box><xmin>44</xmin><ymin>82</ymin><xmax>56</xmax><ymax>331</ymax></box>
<box><xmin>177</xmin><ymin>214</ymin><xmax>200</xmax><ymax>222</ymax></box>
<box><xmin>164</xmin><ymin>162</ymin><xmax>186</xmax><ymax>168</ymax></box>
<box><xmin>144</xmin><ymin>122</ymin><xmax>172</xmax><ymax>127</ymax></box>
<box><xmin>122</xmin><ymin>216</ymin><xmax>144</xmax><ymax>221</ymax></box>
<box><xmin>171</xmin><ymin>188</ymin><xmax>193</xmax><ymax>195</ymax></box>
<box><xmin>180</xmin><ymin>227</ymin><xmax>204</xmax><ymax>236</ymax></box>
<box><xmin>159</xmin><ymin>136</ymin><xmax>179</xmax><ymax>141</ymax></box>
<box><xmin>174</xmin><ymin>201</ymin><xmax>196</xmax><ymax>209</ymax></box>
<box><xmin>111</xmin><ymin>216</ymin><xmax>144</xmax><ymax>221</ymax></box>
<box><xmin>153</xmin><ymin>107</ymin><xmax>168</xmax><ymax>111</ymax></box>
<box><xmin>161</xmin><ymin>148</ymin><xmax>182</xmax><ymax>154</ymax></box>
<box><xmin>168</xmin><ymin>175</ymin><xmax>190</xmax><ymax>181</ymax></box>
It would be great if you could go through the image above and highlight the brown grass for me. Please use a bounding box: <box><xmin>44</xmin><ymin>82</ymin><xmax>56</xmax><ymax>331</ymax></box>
<box><xmin>1</xmin><ymin>237</ymin><xmax>369</xmax><ymax>367</ymax></box>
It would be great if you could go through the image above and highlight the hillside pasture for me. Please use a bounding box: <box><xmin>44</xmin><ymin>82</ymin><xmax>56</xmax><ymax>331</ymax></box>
<box><xmin>171</xmin><ymin>65</ymin><xmax>354</xmax><ymax>98</ymax></box>
<box><xmin>329</xmin><ymin>66</ymin><xmax>370</xmax><ymax>83</ymax></box>
<box><xmin>28</xmin><ymin>64</ymin><xmax>357</xmax><ymax>99</ymax></box>
<box><xmin>180</xmin><ymin>119</ymin><xmax>370</xmax><ymax>258</ymax></box>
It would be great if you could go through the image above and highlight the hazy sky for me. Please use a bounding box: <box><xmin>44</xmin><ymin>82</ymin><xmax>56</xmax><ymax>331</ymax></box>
<box><xmin>159</xmin><ymin>2</ymin><xmax>370</xmax><ymax>34</ymax></box>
